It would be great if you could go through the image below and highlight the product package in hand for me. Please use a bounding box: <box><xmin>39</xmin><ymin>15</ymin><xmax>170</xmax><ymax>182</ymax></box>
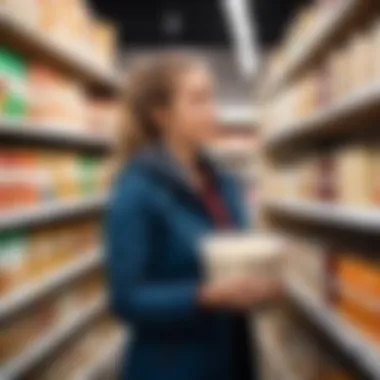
<box><xmin>202</xmin><ymin>233</ymin><xmax>287</xmax><ymax>284</ymax></box>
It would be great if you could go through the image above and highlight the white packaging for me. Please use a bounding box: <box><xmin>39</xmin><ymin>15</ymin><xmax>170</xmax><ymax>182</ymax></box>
<box><xmin>202</xmin><ymin>233</ymin><xmax>286</xmax><ymax>282</ymax></box>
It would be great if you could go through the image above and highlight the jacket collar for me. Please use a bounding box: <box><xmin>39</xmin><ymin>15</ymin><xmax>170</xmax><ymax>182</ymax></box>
<box><xmin>131</xmin><ymin>143</ymin><xmax>224</xmax><ymax>195</ymax></box>
<box><xmin>130</xmin><ymin>144</ymin><xmax>244</xmax><ymax>228</ymax></box>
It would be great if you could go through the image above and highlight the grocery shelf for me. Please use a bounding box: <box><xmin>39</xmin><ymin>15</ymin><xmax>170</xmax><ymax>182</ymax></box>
<box><xmin>287</xmin><ymin>279</ymin><xmax>380</xmax><ymax>380</ymax></box>
<box><xmin>0</xmin><ymin>118</ymin><xmax>114</xmax><ymax>151</ymax></box>
<box><xmin>0</xmin><ymin>9</ymin><xmax>120</xmax><ymax>92</ymax></box>
<box><xmin>218</xmin><ymin>106</ymin><xmax>259</xmax><ymax>130</ymax></box>
<box><xmin>77</xmin><ymin>337</ymin><xmax>125</xmax><ymax>380</ymax></box>
<box><xmin>0</xmin><ymin>251</ymin><xmax>102</xmax><ymax>323</ymax></box>
<box><xmin>263</xmin><ymin>0</ymin><xmax>360</xmax><ymax>98</ymax></box>
<box><xmin>0</xmin><ymin>298</ymin><xmax>106</xmax><ymax>380</ymax></box>
<box><xmin>264</xmin><ymin>83</ymin><xmax>380</xmax><ymax>160</ymax></box>
<box><xmin>266</xmin><ymin>199</ymin><xmax>380</xmax><ymax>235</ymax></box>
<box><xmin>0</xmin><ymin>195</ymin><xmax>107</xmax><ymax>232</ymax></box>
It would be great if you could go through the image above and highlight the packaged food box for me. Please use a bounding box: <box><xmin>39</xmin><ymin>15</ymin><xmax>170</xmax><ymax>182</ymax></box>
<box><xmin>202</xmin><ymin>233</ymin><xmax>286</xmax><ymax>282</ymax></box>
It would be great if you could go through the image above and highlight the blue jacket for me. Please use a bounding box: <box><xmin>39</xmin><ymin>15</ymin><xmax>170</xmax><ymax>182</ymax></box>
<box><xmin>106</xmin><ymin>146</ymin><xmax>254</xmax><ymax>380</ymax></box>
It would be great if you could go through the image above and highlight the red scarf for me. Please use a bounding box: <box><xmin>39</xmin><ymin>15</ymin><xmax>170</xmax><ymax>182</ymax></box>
<box><xmin>198</xmin><ymin>166</ymin><xmax>233</xmax><ymax>229</ymax></box>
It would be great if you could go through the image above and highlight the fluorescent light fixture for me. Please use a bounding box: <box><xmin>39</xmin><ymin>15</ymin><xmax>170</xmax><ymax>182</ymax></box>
<box><xmin>221</xmin><ymin>0</ymin><xmax>259</xmax><ymax>78</ymax></box>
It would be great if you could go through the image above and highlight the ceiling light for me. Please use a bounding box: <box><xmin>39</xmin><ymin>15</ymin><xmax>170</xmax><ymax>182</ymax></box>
<box><xmin>221</xmin><ymin>0</ymin><xmax>260</xmax><ymax>78</ymax></box>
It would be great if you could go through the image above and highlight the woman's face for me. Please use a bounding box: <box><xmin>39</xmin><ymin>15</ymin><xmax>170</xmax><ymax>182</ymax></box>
<box><xmin>163</xmin><ymin>64</ymin><xmax>217</xmax><ymax>147</ymax></box>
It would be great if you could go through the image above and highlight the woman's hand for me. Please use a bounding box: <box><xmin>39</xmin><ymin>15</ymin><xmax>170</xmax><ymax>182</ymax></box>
<box><xmin>198</xmin><ymin>276</ymin><xmax>283</xmax><ymax>311</ymax></box>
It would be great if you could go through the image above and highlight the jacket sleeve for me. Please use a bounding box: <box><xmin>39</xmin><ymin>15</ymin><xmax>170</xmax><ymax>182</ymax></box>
<box><xmin>106</xmin><ymin>170</ymin><xmax>205</xmax><ymax>328</ymax></box>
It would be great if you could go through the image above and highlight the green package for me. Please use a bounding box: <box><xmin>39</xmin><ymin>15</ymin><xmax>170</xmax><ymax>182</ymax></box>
<box><xmin>0</xmin><ymin>47</ymin><xmax>27</xmax><ymax>119</ymax></box>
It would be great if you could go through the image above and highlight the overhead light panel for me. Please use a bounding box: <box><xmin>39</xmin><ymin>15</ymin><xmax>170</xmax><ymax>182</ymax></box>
<box><xmin>221</xmin><ymin>0</ymin><xmax>259</xmax><ymax>78</ymax></box>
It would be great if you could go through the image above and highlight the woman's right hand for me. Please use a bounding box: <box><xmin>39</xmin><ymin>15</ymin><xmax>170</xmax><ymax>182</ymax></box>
<box><xmin>198</xmin><ymin>276</ymin><xmax>283</xmax><ymax>311</ymax></box>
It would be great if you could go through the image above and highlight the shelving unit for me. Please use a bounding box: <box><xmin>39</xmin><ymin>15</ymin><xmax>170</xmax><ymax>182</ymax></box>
<box><xmin>0</xmin><ymin>251</ymin><xmax>102</xmax><ymax>323</ymax></box>
<box><xmin>0</xmin><ymin>9</ymin><xmax>120</xmax><ymax>92</ymax></box>
<box><xmin>0</xmin><ymin>2</ymin><xmax>121</xmax><ymax>379</ymax></box>
<box><xmin>258</xmin><ymin>0</ymin><xmax>380</xmax><ymax>378</ymax></box>
<box><xmin>0</xmin><ymin>118</ymin><xmax>114</xmax><ymax>151</ymax></box>
<box><xmin>0</xmin><ymin>298</ymin><xmax>106</xmax><ymax>380</ymax></box>
<box><xmin>0</xmin><ymin>195</ymin><xmax>107</xmax><ymax>232</ymax></box>
<box><xmin>263</xmin><ymin>0</ymin><xmax>361</xmax><ymax>98</ymax></box>
<box><xmin>264</xmin><ymin>83</ymin><xmax>380</xmax><ymax>160</ymax></box>
<box><xmin>287</xmin><ymin>279</ymin><xmax>380</xmax><ymax>380</ymax></box>
<box><xmin>266</xmin><ymin>199</ymin><xmax>380</xmax><ymax>234</ymax></box>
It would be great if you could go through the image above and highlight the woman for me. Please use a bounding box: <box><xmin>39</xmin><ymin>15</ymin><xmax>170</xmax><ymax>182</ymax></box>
<box><xmin>106</xmin><ymin>53</ymin><xmax>280</xmax><ymax>380</ymax></box>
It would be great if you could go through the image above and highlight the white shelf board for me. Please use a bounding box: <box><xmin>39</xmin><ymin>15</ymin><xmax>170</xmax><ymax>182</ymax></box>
<box><xmin>0</xmin><ymin>298</ymin><xmax>106</xmax><ymax>380</ymax></box>
<box><xmin>264</xmin><ymin>83</ymin><xmax>380</xmax><ymax>153</ymax></box>
<box><xmin>0</xmin><ymin>195</ymin><xmax>107</xmax><ymax>231</ymax></box>
<box><xmin>218</xmin><ymin>106</ymin><xmax>259</xmax><ymax>129</ymax></box>
<box><xmin>207</xmin><ymin>145</ymin><xmax>256</xmax><ymax>160</ymax></box>
<box><xmin>0</xmin><ymin>9</ymin><xmax>120</xmax><ymax>91</ymax></box>
<box><xmin>0</xmin><ymin>118</ymin><xmax>114</xmax><ymax>149</ymax></box>
<box><xmin>264</xmin><ymin>0</ymin><xmax>360</xmax><ymax>97</ymax></box>
<box><xmin>0</xmin><ymin>251</ymin><xmax>102</xmax><ymax>321</ymax></box>
<box><xmin>267</xmin><ymin>199</ymin><xmax>380</xmax><ymax>234</ymax></box>
<box><xmin>287</xmin><ymin>279</ymin><xmax>380</xmax><ymax>380</ymax></box>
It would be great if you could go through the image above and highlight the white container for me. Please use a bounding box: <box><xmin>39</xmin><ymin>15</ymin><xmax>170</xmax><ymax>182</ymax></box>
<box><xmin>201</xmin><ymin>233</ymin><xmax>286</xmax><ymax>282</ymax></box>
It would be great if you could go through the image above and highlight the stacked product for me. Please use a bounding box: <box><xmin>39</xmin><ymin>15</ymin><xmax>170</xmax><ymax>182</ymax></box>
<box><xmin>0</xmin><ymin>218</ymin><xmax>101</xmax><ymax>295</ymax></box>
<box><xmin>0</xmin><ymin>48</ymin><xmax>119</xmax><ymax>139</ymax></box>
<box><xmin>287</xmin><ymin>239</ymin><xmax>380</xmax><ymax>345</ymax></box>
<box><xmin>335</xmin><ymin>252</ymin><xmax>380</xmax><ymax>342</ymax></box>
<box><xmin>0</xmin><ymin>148</ymin><xmax>111</xmax><ymax>211</ymax></box>
<box><xmin>266</xmin><ymin>0</ymin><xmax>345</xmax><ymax>85</ymax></box>
<box><xmin>0</xmin><ymin>269</ymin><xmax>104</xmax><ymax>364</ymax></box>
<box><xmin>264</xmin><ymin>143</ymin><xmax>380</xmax><ymax>206</ymax></box>
<box><xmin>1</xmin><ymin>0</ymin><xmax>117</xmax><ymax>69</ymax></box>
<box><xmin>265</xmin><ymin>17</ymin><xmax>380</xmax><ymax>132</ymax></box>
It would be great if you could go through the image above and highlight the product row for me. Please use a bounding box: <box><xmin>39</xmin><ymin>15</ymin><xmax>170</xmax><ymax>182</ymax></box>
<box><xmin>25</xmin><ymin>317</ymin><xmax>123</xmax><ymax>380</ymax></box>
<box><xmin>265</xmin><ymin>17</ymin><xmax>380</xmax><ymax>129</ymax></box>
<box><xmin>288</xmin><ymin>239</ymin><xmax>380</xmax><ymax>343</ymax></box>
<box><xmin>0</xmin><ymin>48</ymin><xmax>120</xmax><ymax>136</ymax></box>
<box><xmin>0</xmin><ymin>219</ymin><xmax>101</xmax><ymax>294</ymax></box>
<box><xmin>264</xmin><ymin>143</ymin><xmax>380</xmax><ymax>205</ymax></box>
<box><xmin>266</xmin><ymin>0</ymin><xmax>344</xmax><ymax>84</ymax></box>
<box><xmin>0</xmin><ymin>269</ymin><xmax>104</xmax><ymax>364</ymax></box>
<box><xmin>2</xmin><ymin>0</ymin><xmax>118</xmax><ymax>70</ymax></box>
<box><xmin>257</xmin><ymin>307</ymin><xmax>354</xmax><ymax>380</ymax></box>
<box><xmin>0</xmin><ymin>148</ymin><xmax>112</xmax><ymax>211</ymax></box>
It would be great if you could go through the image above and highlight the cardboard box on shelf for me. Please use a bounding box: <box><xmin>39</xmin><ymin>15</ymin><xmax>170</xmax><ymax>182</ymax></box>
<box><xmin>93</xmin><ymin>20</ymin><xmax>118</xmax><ymax>67</ymax></box>
<box><xmin>335</xmin><ymin>253</ymin><xmax>380</xmax><ymax>343</ymax></box>
<box><xmin>336</xmin><ymin>145</ymin><xmax>374</xmax><ymax>206</ymax></box>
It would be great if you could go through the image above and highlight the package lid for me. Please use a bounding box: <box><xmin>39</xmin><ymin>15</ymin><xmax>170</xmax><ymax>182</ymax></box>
<box><xmin>202</xmin><ymin>233</ymin><xmax>287</xmax><ymax>262</ymax></box>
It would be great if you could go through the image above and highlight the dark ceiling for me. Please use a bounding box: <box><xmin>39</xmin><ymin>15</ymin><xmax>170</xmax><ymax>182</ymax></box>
<box><xmin>90</xmin><ymin>0</ymin><xmax>310</xmax><ymax>50</ymax></box>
